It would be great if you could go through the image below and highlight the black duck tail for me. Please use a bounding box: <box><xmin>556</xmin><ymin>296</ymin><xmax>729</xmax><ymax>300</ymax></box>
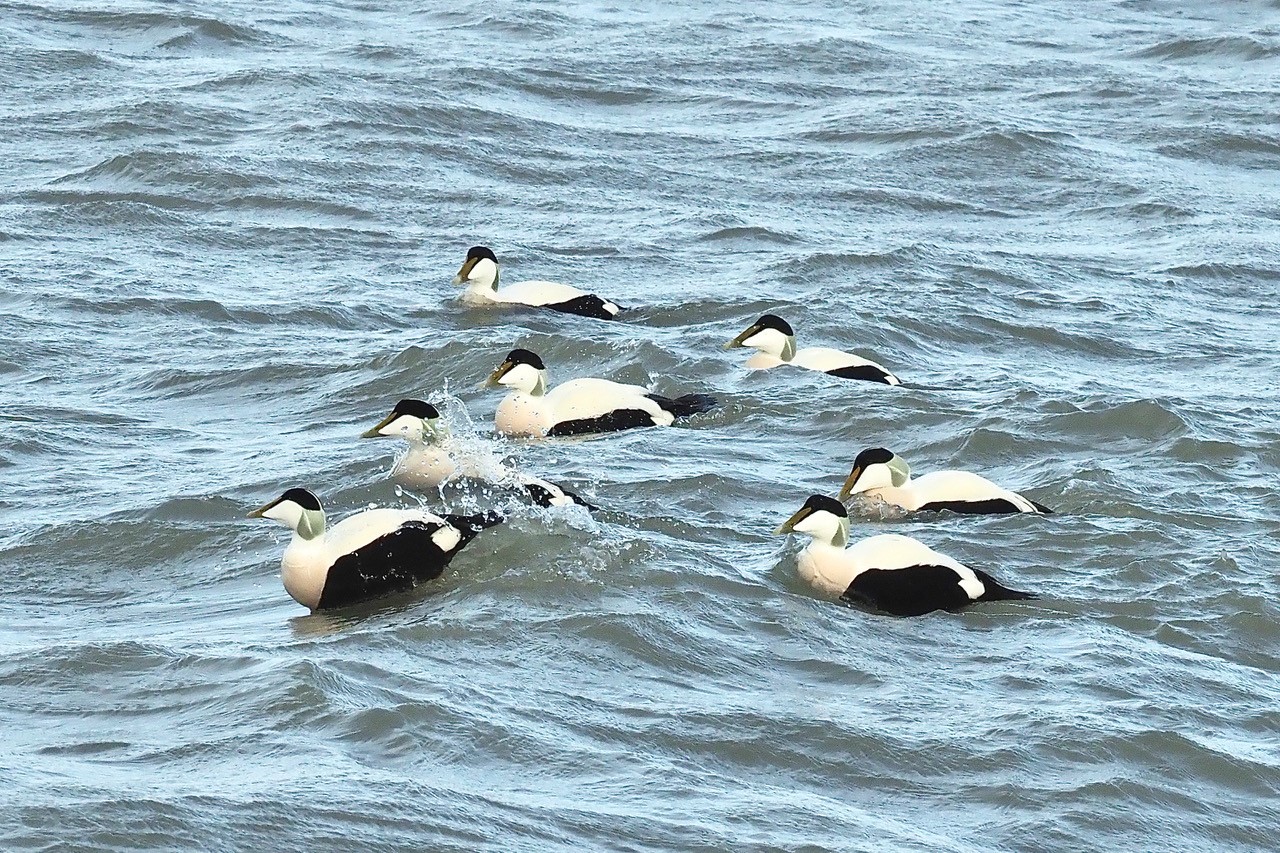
<box><xmin>974</xmin><ymin>569</ymin><xmax>1036</xmax><ymax>602</ymax></box>
<box><xmin>1030</xmin><ymin>499</ymin><xmax>1054</xmax><ymax>514</ymax></box>
<box><xmin>546</xmin><ymin>294</ymin><xmax>622</xmax><ymax>321</ymax></box>
<box><xmin>522</xmin><ymin>480</ymin><xmax>597</xmax><ymax>511</ymax></box>
<box><xmin>648</xmin><ymin>392</ymin><xmax>718</xmax><ymax>419</ymax></box>
<box><xmin>443</xmin><ymin>510</ymin><xmax>506</xmax><ymax>544</ymax></box>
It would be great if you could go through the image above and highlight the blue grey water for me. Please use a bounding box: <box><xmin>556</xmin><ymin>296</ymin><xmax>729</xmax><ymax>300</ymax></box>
<box><xmin>2</xmin><ymin>0</ymin><xmax>1279</xmax><ymax>849</ymax></box>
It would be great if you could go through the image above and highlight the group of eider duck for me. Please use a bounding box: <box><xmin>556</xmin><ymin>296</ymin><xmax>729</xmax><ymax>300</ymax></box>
<box><xmin>250</xmin><ymin>246</ymin><xmax>1048</xmax><ymax>617</ymax></box>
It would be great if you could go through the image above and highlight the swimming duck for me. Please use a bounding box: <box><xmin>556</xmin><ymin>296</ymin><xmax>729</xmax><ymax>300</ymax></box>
<box><xmin>452</xmin><ymin>246</ymin><xmax>622</xmax><ymax>320</ymax></box>
<box><xmin>839</xmin><ymin>448</ymin><xmax>1051</xmax><ymax>515</ymax></box>
<box><xmin>248</xmin><ymin>488</ymin><xmax>504</xmax><ymax>611</ymax></box>
<box><xmin>775</xmin><ymin>495</ymin><xmax>1035</xmax><ymax>616</ymax></box>
<box><xmin>361</xmin><ymin>398</ymin><xmax>596</xmax><ymax>509</ymax></box>
<box><xmin>361</xmin><ymin>399</ymin><xmax>459</xmax><ymax>489</ymax></box>
<box><xmin>726</xmin><ymin>314</ymin><xmax>900</xmax><ymax>385</ymax></box>
<box><xmin>484</xmin><ymin>348</ymin><xmax>717</xmax><ymax>437</ymax></box>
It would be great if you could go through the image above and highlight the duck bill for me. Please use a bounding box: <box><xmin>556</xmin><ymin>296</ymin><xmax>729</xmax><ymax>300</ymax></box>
<box><xmin>361</xmin><ymin>413</ymin><xmax>396</xmax><ymax>439</ymax></box>
<box><xmin>723</xmin><ymin>326</ymin><xmax>756</xmax><ymax>350</ymax></box>
<box><xmin>246</xmin><ymin>497</ymin><xmax>280</xmax><ymax>519</ymax></box>
<box><xmin>774</xmin><ymin>506</ymin><xmax>812</xmax><ymax>535</ymax></box>
<box><xmin>837</xmin><ymin>466</ymin><xmax>863</xmax><ymax>500</ymax></box>
<box><xmin>483</xmin><ymin>361</ymin><xmax>512</xmax><ymax>388</ymax></box>
<box><xmin>451</xmin><ymin>257</ymin><xmax>478</xmax><ymax>286</ymax></box>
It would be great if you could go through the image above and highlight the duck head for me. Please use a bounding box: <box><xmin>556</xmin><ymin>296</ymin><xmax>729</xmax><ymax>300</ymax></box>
<box><xmin>248</xmin><ymin>488</ymin><xmax>326</xmax><ymax>540</ymax></box>
<box><xmin>361</xmin><ymin>399</ymin><xmax>447</xmax><ymax>445</ymax></box>
<box><xmin>452</xmin><ymin>245</ymin><xmax>499</xmax><ymax>290</ymax></box>
<box><xmin>726</xmin><ymin>314</ymin><xmax>797</xmax><ymax>361</ymax></box>
<box><xmin>485</xmin><ymin>348</ymin><xmax>548</xmax><ymax>396</ymax></box>
<box><xmin>839</xmin><ymin>448</ymin><xmax>912</xmax><ymax>499</ymax></box>
<box><xmin>775</xmin><ymin>494</ymin><xmax>850</xmax><ymax>548</ymax></box>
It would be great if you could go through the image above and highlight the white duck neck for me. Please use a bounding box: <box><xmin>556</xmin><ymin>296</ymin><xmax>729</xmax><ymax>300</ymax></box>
<box><xmin>467</xmin><ymin>258</ymin><xmax>499</xmax><ymax>291</ymax></box>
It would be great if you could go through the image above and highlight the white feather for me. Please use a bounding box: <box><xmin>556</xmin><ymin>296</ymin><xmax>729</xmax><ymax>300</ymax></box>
<box><xmin>496</xmin><ymin>376</ymin><xmax>669</xmax><ymax>437</ymax></box>
<box><xmin>793</xmin><ymin>347</ymin><xmax>898</xmax><ymax>383</ymax></box>
<box><xmin>859</xmin><ymin>469</ymin><xmax>1041</xmax><ymax>513</ymax></box>
<box><xmin>429</xmin><ymin>525</ymin><xmax>462</xmax><ymax>553</ymax></box>
<box><xmin>492</xmin><ymin>280</ymin><xmax>603</xmax><ymax>308</ymax></box>
<box><xmin>391</xmin><ymin>445</ymin><xmax>459</xmax><ymax>489</ymax></box>
<box><xmin>796</xmin><ymin>533</ymin><xmax>985</xmax><ymax>600</ymax></box>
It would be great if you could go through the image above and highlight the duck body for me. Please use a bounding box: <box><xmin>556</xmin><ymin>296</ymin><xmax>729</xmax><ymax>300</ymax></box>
<box><xmin>363</xmin><ymin>399</ymin><xmax>596</xmax><ymax>508</ymax></box>
<box><xmin>840</xmin><ymin>448</ymin><xmax>1051</xmax><ymax>515</ymax></box>
<box><xmin>453</xmin><ymin>246</ymin><xmax>621</xmax><ymax>320</ymax></box>
<box><xmin>777</xmin><ymin>495</ymin><xmax>1034</xmax><ymax>617</ymax></box>
<box><xmin>796</xmin><ymin>533</ymin><xmax>1028</xmax><ymax>617</ymax></box>
<box><xmin>495</xmin><ymin>377</ymin><xmax>674</xmax><ymax>436</ymax></box>
<box><xmin>728</xmin><ymin>315</ymin><xmax>899</xmax><ymax>385</ymax></box>
<box><xmin>363</xmin><ymin>399</ymin><xmax>462</xmax><ymax>489</ymax></box>
<box><xmin>389</xmin><ymin>444</ymin><xmax>459</xmax><ymax>489</ymax></box>
<box><xmin>745</xmin><ymin>345</ymin><xmax>898</xmax><ymax>383</ymax></box>
<box><xmin>487</xmin><ymin>349</ymin><xmax>716</xmax><ymax>438</ymax></box>
<box><xmin>280</xmin><ymin>507</ymin><xmax>467</xmax><ymax>610</ymax></box>
<box><xmin>250</xmin><ymin>489</ymin><xmax>503</xmax><ymax>611</ymax></box>
<box><xmin>862</xmin><ymin>471</ymin><xmax>1047</xmax><ymax>515</ymax></box>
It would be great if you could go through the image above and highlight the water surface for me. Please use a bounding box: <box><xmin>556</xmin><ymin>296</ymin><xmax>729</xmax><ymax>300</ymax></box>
<box><xmin>2</xmin><ymin>1</ymin><xmax>1279</xmax><ymax>850</ymax></box>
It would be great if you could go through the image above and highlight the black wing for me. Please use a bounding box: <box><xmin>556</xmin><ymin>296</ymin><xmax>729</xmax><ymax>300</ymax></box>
<box><xmin>547</xmin><ymin>408</ymin><xmax>655</xmax><ymax>436</ymax></box>
<box><xmin>841</xmin><ymin>564</ymin><xmax>974</xmax><ymax>617</ymax></box>
<box><xmin>542</xmin><ymin>294</ymin><xmax>619</xmax><ymax>320</ymax></box>
<box><xmin>317</xmin><ymin>521</ymin><xmax>454</xmax><ymax>610</ymax></box>
<box><xmin>825</xmin><ymin>364</ymin><xmax>894</xmax><ymax>384</ymax></box>
<box><xmin>916</xmin><ymin>498</ymin><xmax>1027</xmax><ymax>515</ymax></box>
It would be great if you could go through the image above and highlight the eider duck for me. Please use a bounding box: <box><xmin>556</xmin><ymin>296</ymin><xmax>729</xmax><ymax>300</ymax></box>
<box><xmin>362</xmin><ymin>398</ymin><xmax>596</xmax><ymax>509</ymax></box>
<box><xmin>484</xmin><ymin>348</ymin><xmax>717</xmax><ymax>438</ymax></box>
<box><xmin>247</xmin><ymin>487</ymin><xmax>504</xmax><ymax>611</ymax></box>
<box><xmin>726</xmin><ymin>314</ymin><xmax>899</xmax><ymax>385</ymax></box>
<box><xmin>775</xmin><ymin>494</ymin><xmax>1035</xmax><ymax>616</ymax></box>
<box><xmin>839</xmin><ymin>448</ymin><xmax>1052</xmax><ymax>515</ymax></box>
<box><xmin>452</xmin><ymin>246</ymin><xmax>622</xmax><ymax>320</ymax></box>
<box><xmin>362</xmin><ymin>399</ymin><xmax>459</xmax><ymax>489</ymax></box>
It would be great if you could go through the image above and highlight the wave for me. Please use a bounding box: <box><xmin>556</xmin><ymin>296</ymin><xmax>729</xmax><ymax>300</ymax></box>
<box><xmin>31</xmin><ymin>7</ymin><xmax>278</xmax><ymax>49</ymax></box>
<box><xmin>696</xmin><ymin>225</ymin><xmax>800</xmax><ymax>245</ymax></box>
<box><xmin>1136</xmin><ymin>36</ymin><xmax>1280</xmax><ymax>62</ymax></box>
<box><xmin>1157</xmin><ymin>131</ymin><xmax>1280</xmax><ymax>170</ymax></box>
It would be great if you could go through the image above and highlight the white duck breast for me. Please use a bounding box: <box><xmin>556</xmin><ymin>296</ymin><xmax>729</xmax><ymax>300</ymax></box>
<box><xmin>362</xmin><ymin>399</ymin><xmax>467</xmax><ymax>489</ymax></box>
<box><xmin>726</xmin><ymin>314</ymin><xmax>900</xmax><ymax>385</ymax></box>
<box><xmin>249</xmin><ymin>488</ymin><xmax>504</xmax><ymax>611</ymax></box>
<box><xmin>452</xmin><ymin>246</ymin><xmax>621</xmax><ymax>320</ymax></box>
<box><xmin>486</xmin><ymin>349</ymin><xmax>716</xmax><ymax>438</ymax></box>
<box><xmin>839</xmin><ymin>448</ymin><xmax>1052</xmax><ymax>515</ymax></box>
<box><xmin>391</xmin><ymin>445</ymin><xmax>458</xmax><ymax>489</ymax></box>
<box><xmin>776</xmin><ymin>495</ymin><xmax>1035</xmax><ymax>617</ymax></box>
<box><xmin>363</xmin><ymin>397</ymin><xmax>491</xmax><ymax>484</ymax></box>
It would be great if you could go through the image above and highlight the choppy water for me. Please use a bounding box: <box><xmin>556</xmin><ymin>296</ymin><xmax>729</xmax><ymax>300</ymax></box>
<box><xmin>4</xmin><ymin>0</ymin><xmax>1280</xmax><ymax>849</ymax></box>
